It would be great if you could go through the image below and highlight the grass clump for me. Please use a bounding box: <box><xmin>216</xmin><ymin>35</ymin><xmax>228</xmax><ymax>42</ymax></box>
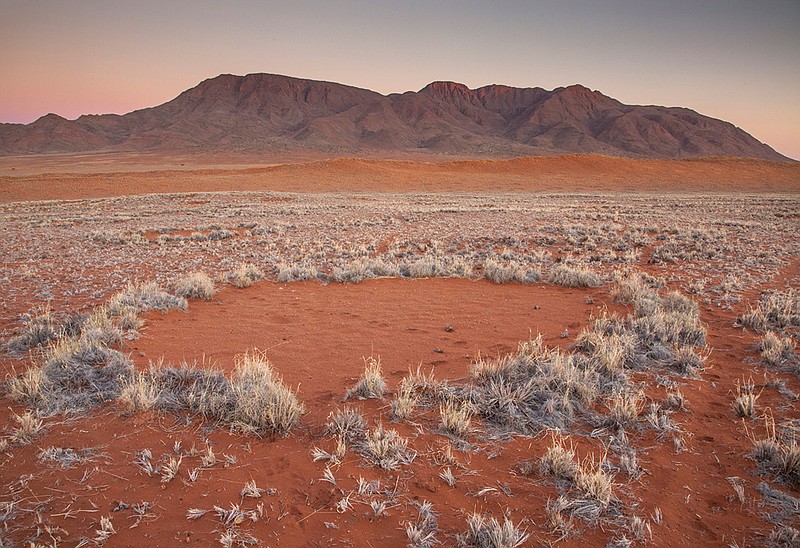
<box><xmin>229</xmin><ymin>262</ymin><xmax>265</xmax><ymax>288</ymax></box>
<box><xmin>172</xmin><ymin>272</ymin><xmax>215</xmax><ymax>300</ymax></box>
<box><xmin>732</xmin><ymin>377</ymin><xmax>760</xmax><ymax>418</ymax></box>
<box><xmin>228</xmin><ymin>351</ymin><xmax>304</xmax><ymax>436</ymax></box>
<box><xmin>483</xmin><ymin>259</ymin><xmax>538</xmax><ymax>285</ymax></box>
<box><xmin>457</xmin><ymin>513</ymin><xmax>529</xmax><ymax>548</ymax></box>
<box><xmin>132</xmin><ymin>351</ymin><xmax>303</xmax><ymax>436</ymax></box>
<box><xmin>108</xmin><ymin>281</ymin><xmax>187</xmax><ymax>313</ymax></box>
<box><xmin>439</xmin><ymin>400</ymin><xmax>473</xmax><ymax>438</ymax></box>
<box><xmin>738</xmin><ymin>289</ymin><xmax>800</xmax><ymax>332</ymax></box>
<box><xmin>391</xmin><ymin>376</ymin><xmax>419</xmax><ymax>420</ymax></box>
<box><xmin>360</xmin><ymin>423</ymin><xmax>415</xmax><ymax>470</ymax></box>
<box><xmin>325</xmin><ymin>406</ymin><xmax>367</xmax><ymax>441</ymax></box>
<box><xmin>539</xmin><ymin>436</ymin><xmax>579</xmax><ymax>483</ymax></box>
<box><xmin>406</xmin><ymin>501</ymin><xmax>438</xmax><ymax>547</ymax></box>
<box><xmin>10</xmin><ymin>410</ymin><xmax>44</xmax><ymax>444</ymax></box>
<box><xmin>9</xmin><ymin>335</ymin><xmax>134</xmax><ymax>415</ymax></box>
<box><xmin>751</xmin><ymin>417</ymin><xmax>800</xmax><ymax>486</ymax></box>
<box><xmin>332</xmin><ymin>258</ymin><xmax>400</xmax><ymax>283</ymax></box>
<box><xmin>276</xmin><ymin>262</ymin><xmax>318</xmax><ymax>282</ymax></box>
<box><xmin>760</xmin><ymin>332</ymin><xmax>797</xmax><ymax>367</ymax></box>
<box><xmin>468</xmin><ymin>336</ymin><xmax>601</xmax><ymax>434</ymax></box>
<box><xmin>346</xmin><ymin>355</ymin><xmax>386</xmax><ymax>400</ymax></box>
<box><xmin>118</xmin><ymin>371</ymin><xmax>161</xmax><ymax>415</ymax></box>
<box><xmin>5</xmin><ymin>307</ymin><xmax>85</xmax><ymax>355</ymax></box>
<box><xmin>604</xmin><ymin>389</ymin><xmax>644</xmax><ymax>427</ymax></box>
<box><xmin>547</xmin><ymin>265</ymin><xmax>602</xmax><ymax>288</ymax></box>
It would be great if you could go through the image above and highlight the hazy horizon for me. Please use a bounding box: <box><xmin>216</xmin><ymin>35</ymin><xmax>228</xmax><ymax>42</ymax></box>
<box><xmin>2</xmin><ymin>0</ymin><xmax>798</xmax><ymax>159</ymax></box>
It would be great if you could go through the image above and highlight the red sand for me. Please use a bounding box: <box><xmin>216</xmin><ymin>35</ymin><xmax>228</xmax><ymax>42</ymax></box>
<box><xmin>1</xmin><ymin>154</ymin><xmax>798</xmax><ymax>202</ymax></box>
<box><xmin>2</xmin><ymin>275</ymin><xmax>798</xmax><ymax>546</ymax></box>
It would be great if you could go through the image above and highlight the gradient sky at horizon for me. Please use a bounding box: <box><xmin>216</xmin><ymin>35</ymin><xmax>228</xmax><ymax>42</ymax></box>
<box><xmin>2</xmin><ymin>0</ymin><xmax>798</xmax><ymax>159</ymax></box>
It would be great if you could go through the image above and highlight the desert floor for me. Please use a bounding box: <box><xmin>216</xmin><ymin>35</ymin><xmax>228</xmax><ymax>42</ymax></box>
<box><xmin>0</xmin><ymin>154</ymin><xmax>798</xmax><ymax>547</ymax></box>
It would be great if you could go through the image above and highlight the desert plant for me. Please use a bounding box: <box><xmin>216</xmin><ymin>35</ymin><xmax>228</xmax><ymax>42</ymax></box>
<box><xmin>160</xmin><ymin>456</ymin><xmax>182</xmax><ymax>483</ymax></box>
<box><xmin>5</xmin><ymin>306</ymin><xmax>65</xmax><ymax>355</ymax></box>
<box><xmin>539</xmin><ymin>436</ymin><xmax>579</xmax><ymax>483</ymax></box>
<box><xmin>241</xmin><ymin>479</ymin><xmax>265</xmax><ymax>499</ymax></box>
<box><xmin>732</xmin><ymin>378</ymin><xmax>760</xmax><ymax>418</ymax></box>
<box><xmin>346</xmin><ymin>355</ymin><xmax>386</xmax><ymax>400</ymax></box>
<box><xmin>575</xmin><ymin>455</ymin><xmax>615</xmax><ymax>507</ymax></box>
<box><xmin>173</xmin><ymin>271</ymin><xmax>215</xmax><ymax>300</ymax></box>
<box><xmin>738</xmin><ymin>289</ymin><xmax>800</xmax><ymax>331</ymax></box>
<box><xmin>439</xmin><ymin>400</ymin><xmax>473</xmax><ymax>438</ymax></box>
<box><xmin>360</xmin><ymin>423</ymin><xmax>415</xmax><ymax>470</ymax></box>
<box><xmin>325</xmin><ymin>406</ymin><xmax>367</xmax><ymax>441</ymax></box>
<box><xmin>645</xmin><ymin>403</ymin><xmax>680</xmax><ymax>434</ymax></box>
<box><xmin>440</xmin><ymin>467</ymin><xmax>456</xmax><ymax>487</ymax></box>
<box><xmin>10</xmin><ymin>410</ymin><xmax>44</xmax><ymax>444</ymax></box>
<box><xmin>38</xmin><ymin>446</ymin><xmax>97</xmax><ymax>469</ymax></box>
<box><xmin>391</xmin><ymin>376</ymin><xmax>418</xmax><ymax>420</ymax></box>
<box><xmin>483</xmin><ymin>259</ymin><xmax>532</xmax><ymax>284</ymax></box>
<box><xmin>760</xmin><ymin>332</ymin><xmax>797</xmax><ymax>366</ymax></box>
<box><xmin>94</xmin><ymin>516</ymin><xmax>116</xmax><ymax>544</ymax></box>
<box><xmin>107</xmin><ymin>281</ymin><xmax>188</xmax><ymax>313</ymax></box>
<box><xmin>605</xmin><ymin>389</ymin><xmax>643</xmax><ymax>427</ymax></box>
<box><xmin>548</xmin><ymin>265</ymin><xmax>602</xmax><ymax>288</ymax></box>
<box><xmin>277</xmin><ymin>262</ymin><xmax>318</xmax><ymax>282</ymax></box>
<box><xmin>457</xmin><ymin>512</ymin><xmax>529</xmax><ymax>548</ymax></box>
<box><xmin>229</xmin><ymin>262</ymin><xmax>265</xmax><ymax>288</ymax></box>
<box><xmin>228</xmin><ymin>350</ymin><xmax>304</xmax><ymax>436</ymax></box>
<box><xmin>118</xmin><ymin>371</ymin><xmax>161</xmax><ymax>414</ymax></box>
<box><xmin>664</xmin><ymin>388</ymin><xmax>687</xmax><ymax>411</ymax></box>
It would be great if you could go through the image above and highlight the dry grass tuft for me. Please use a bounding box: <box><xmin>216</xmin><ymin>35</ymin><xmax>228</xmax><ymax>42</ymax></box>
<box><xmin>457</xmin><ymin>512</ymin><xmax>529</xmax><ymax>548</ymax></box>
<box><xmin>10</xmin><ymin>410</ymin><xmax>44</xmax><ymax>444</ymax></box>
<box><xmin>229</xmin><ymin>350</ymin><xmax>304</xmax><ymax>436</ymax></box>
<box><xmin>108</xmin><ymin>281</ymin><xmax>188</xmax><ymax>313</ymax></box>
<box><xmin>732</xmin><ymin>377</ymin><xmax>760</xmax><ymax>419</ymax></box>
<box><xmin>439</xmin><ymin>400</ymin><xmax>473</xmax><ymax>438</ymax></box>
<box><xmin>548</xmin><ymin>265</ymin><xmax>602</xmax><ymax>288</ymax></box>
<box><xmin>760</xmin><ymin>332</ymin><xmax>797</xmax><ymax>367</ymax></box>
<box><xmin>172</xmin><ymin>271</ymin><xmax>215</xmax><ymax>300</ymax></box>
<box><xmin>360</xmin><ymin>423</ymin><xmax>415</xmax><ymax>470</ymax></box>
<box><xmin>229</xmin><ymin>263</ymin><xmax>265</xmax><ymax>288</ymax></box>
<box><xmin>325</xmin><ymin>406</ymin><xmax>367</xmax><ymax>441</ymax></box>
<box><xmin>539</xmin><ymin>436</ymin><xmax>580</xmax><ymax>484</ymax></box>
<box><xmin>346</xmin><ymin>355</ymin><xmax>386</xmax><ymax>400</ymax></box>
<box><xmin>118</xmin><ymin>371</ymin><xmax>161</xmax><ymax>415</ymax></box>
<box><xmin>391</xmin><ymin>376</ymin><xmax>419</xmax><ymax>420</ymax></box>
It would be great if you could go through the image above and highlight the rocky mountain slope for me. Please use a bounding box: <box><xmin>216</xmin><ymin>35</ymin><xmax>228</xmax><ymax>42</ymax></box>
<box><xmin>0</xmin><ymin>73</ymin><xmax>789</xmax><ymax>160</ymax></box>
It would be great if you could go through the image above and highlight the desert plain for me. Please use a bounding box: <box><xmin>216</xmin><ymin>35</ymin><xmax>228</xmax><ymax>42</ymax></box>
<box><xmin>0</xmin><ymin>152</ymin><xmax>798</xmax><ymax>548</ymax></box>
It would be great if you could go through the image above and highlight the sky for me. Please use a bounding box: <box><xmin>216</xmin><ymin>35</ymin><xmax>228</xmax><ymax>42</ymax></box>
<box><xmin>1</xmin><ymin>0</ymin><xmax>798</xmax><ymax>159</ymax></box>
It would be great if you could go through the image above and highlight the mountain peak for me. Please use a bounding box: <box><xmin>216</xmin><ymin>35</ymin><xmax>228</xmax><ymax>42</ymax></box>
<box><xmin>419</xmin><ymin>81</ymin><xmax>472</xmax><ymax>96</ymax></box>
<box><xmin>0</xmin><ymin>73</ymin><xmax>789</xmax><ymax>161</ymax></box>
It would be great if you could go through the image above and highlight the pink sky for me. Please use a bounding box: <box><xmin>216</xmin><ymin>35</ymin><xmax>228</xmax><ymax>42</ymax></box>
<box><xmin>2</xmin><ymin>1</ymin><xmax>798</xmax><ymax>159</ymax></box>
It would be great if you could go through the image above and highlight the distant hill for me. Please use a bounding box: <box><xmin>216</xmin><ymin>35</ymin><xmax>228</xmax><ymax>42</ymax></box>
<box><xmin>0</xmin><ymin>73</ymin><xmax>789</xmax><ymax>161</ymax></box>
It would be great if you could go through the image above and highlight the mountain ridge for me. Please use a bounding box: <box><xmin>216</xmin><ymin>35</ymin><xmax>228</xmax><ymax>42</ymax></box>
<box><xmin>0</xmin><ymin>73</ymin><xmax>789</xmax><ymax>161</ymax></box>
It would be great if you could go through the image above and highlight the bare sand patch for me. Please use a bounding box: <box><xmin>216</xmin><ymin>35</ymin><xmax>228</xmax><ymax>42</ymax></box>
<box><xmin>1</xmin><ymin>154</ymin><xmax>798</xmax><ymax>202</ymax></box>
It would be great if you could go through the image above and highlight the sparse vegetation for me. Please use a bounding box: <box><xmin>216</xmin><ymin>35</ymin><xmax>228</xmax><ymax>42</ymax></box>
<box><xmin>457</xmin><ymin>512</ymin><xmax>529</xmax><ymax>548</ymax></box>
<box><xmin>360</xmin><ymin>423</ymin><xmax>415</xmax><ymax>469</ymax></box>
<box><xmin>2</xmin><ymin>185</ymin><xmax>798</xmax><ymax>546</ymax></box>
<box><xmin>172</xmin><ymin>271</ymin><xmax>215</xmax><ymax>300</ymax></box>
<box><xmin>228</xmin><ymin>262</ymin><xmax>265</xmax><ymax>288</ymax></box>
<box><xmin>346</xmin><ymin>355</ymin><xmax>386</xmax><ymax>400</ymax></box>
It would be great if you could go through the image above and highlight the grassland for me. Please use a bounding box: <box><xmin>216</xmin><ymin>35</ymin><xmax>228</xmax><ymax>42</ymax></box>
<box><xmin>0</xmin><ymin>168</ymin><xmax>798</xmax><ymax>546</ymax></box>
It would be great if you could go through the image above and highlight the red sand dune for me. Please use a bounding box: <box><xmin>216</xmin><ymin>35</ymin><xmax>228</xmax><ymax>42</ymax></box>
<box><xmin>0</xmin><ymin>154</ymin><xmax>798</xmax><ymax>202</ymax></box>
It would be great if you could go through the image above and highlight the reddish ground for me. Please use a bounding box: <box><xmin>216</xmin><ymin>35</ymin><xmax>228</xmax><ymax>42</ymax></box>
<box><xmin>2</xmin><ymin>272</ymin><xmax>799</xmax><ymax>546</ymax></box>
<box><xmin>1</xmin><ymin>154</ymin><xmax>798</xmax><ymax>202</ymax></box>
<box><xmin>0</xmin><ymin>153</ymin><xmax>798</xmax><ymax>546</ymax></box>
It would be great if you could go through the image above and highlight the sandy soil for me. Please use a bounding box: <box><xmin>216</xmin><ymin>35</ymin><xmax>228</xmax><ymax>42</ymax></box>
<box><xmin>0</xmin><ymin>154</ymin><xmax>798</xmax><ymax>202</ymax></box>
<box><xmin>0</xmin><ymin>155</ymin><xmax>798</xmax><ymax>547</ymax></box>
